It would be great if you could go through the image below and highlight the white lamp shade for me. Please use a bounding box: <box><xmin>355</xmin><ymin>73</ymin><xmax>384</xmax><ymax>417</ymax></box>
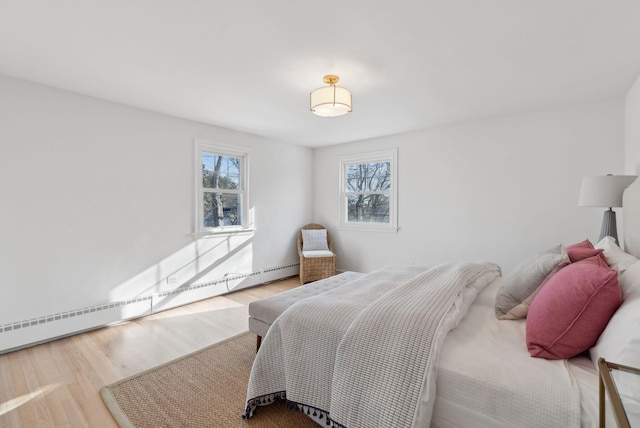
<box><xmin>310</xmin><ymin>85</ymin><xmax>352</xmax><ymax>117</ymax></box>
<box><xmin>578</xmin><ymin>175</ymin><xmax>637</xmax><ymax>208</ymax></box>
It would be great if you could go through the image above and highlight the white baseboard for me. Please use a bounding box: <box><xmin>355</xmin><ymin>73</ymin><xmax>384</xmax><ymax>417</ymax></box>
<box><xmin>0</xmin><ymin>263</ymin><xmax>299</xmax><ymax>354</ymax></box>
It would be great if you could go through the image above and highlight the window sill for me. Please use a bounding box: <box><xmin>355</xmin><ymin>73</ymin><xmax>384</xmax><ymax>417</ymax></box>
<box><xmin>192</xmin><ymin>228</ymin><xmax>255</xmax><ymax>238</ymax></box>
<box><xmin>335</xmin><ymin>224</ymin><xmax>399</xmax><ymax>233</ymax></box>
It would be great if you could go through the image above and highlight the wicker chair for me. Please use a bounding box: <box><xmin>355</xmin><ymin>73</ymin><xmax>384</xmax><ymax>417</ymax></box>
<box><xmin>297</xmin><ymin>223</ymin><xmax>336</xmax><ymax>284</ymax></box>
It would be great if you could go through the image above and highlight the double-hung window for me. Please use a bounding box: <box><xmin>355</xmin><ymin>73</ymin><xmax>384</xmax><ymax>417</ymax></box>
<box><xmin>339</xmin><ymin>148</ymin><xmax>398</xmax><ymax>232</ymax></box>
<box><xmin>196</xmin><ymin>140</ymin><xmax>249</xmax><ymax>233</ymax></box>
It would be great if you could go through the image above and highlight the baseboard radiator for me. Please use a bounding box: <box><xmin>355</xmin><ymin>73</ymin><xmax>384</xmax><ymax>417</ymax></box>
<box><xmin>0</xmin><ymin>263</ymin><xmax>299</xmax><ymax>354</ymax></box>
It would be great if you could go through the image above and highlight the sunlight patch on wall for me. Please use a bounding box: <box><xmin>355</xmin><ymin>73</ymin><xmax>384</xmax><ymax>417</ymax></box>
<box><xmin>108</xmin><ymin>232</ymin><xmax>254</xmax><ymax>301</ymax></box>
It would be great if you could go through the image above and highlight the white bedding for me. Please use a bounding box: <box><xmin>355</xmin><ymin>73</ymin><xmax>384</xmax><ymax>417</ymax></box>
<box><xmin>244</xmin><ymin>263</ymin><xmax>502</xmax><ymax>427</ymax></box>
<box><xmin>432</xmin><ymin>278</ymin><xmax>608</xmax><ymax>428</ymax></box>
<box><xmin>245</xmin><ymin>265</ymin><xmax>599</xmax><ymax>427</ymax></box>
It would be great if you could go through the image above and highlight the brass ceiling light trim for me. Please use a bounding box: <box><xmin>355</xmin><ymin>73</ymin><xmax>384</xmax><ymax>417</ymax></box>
<box><xmin>323</xmin><ymin>74</ymin><xmax>340</xmax><ymax>85</ymax></box>
<box><xmin>310</xmin><ymin>74</ymin><xmax>352</xmax><ymax>117</ymax></box>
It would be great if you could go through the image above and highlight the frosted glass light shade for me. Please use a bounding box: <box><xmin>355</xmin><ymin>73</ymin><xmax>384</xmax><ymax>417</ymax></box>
<box><xmin>310</xmin><ymin>85</ymin><xmax>352</xmax><ymax>117</ymax></box>
<box><xmin>578</xmin><ymin>175</ymin><xmax>637</xmax><ymax>208</ymax></box>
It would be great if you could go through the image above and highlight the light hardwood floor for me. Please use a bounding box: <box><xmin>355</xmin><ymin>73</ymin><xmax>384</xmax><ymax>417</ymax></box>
<box><xmin>0</xmin><ymin>276</ymin><xmax>301</xmax><ymax>428</ymax></box>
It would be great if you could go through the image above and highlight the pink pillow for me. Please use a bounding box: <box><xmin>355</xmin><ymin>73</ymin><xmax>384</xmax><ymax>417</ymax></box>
<box><xmin>526</xmin><ymin>255</ymin><xmax>621</xmax><ymax>359</ymax></box>
<box><xmin>566</xmin><ymin>239</ymin><xmax>605</xmax><ymax>263</ymax></box>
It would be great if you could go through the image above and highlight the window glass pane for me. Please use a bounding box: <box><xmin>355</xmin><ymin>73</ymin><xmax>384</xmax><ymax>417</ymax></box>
<box><xmin>347</xmin><ymin>194</ymin><xmax>389</xmax><ymax>223</ymax></box>
<box><xmin>346</xmin><ymin>162</ymin><xmax>391</xmax><ymax>192</ymax></box>
<box><xmin>203</xmin><ymin>192</ymin><xmax>242</xmax><ymax>227</ymax></box>
<box><xmin>201</xmin><ymin>154</ymin><xmax>241</xmax><ymax>190</ymax></box>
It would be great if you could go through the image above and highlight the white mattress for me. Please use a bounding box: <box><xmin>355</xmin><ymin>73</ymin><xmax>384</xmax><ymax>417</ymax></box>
<box><xmin>432</xmin><ymin>278</ymin><xmax>614</xmax><ymax>428</ymax></box>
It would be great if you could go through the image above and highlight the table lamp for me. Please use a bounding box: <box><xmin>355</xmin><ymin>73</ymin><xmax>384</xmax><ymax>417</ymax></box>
<box><xmin>578</xmin><ymin>174</ymin><xmax>637</xmax><ymax>243</ymax></box>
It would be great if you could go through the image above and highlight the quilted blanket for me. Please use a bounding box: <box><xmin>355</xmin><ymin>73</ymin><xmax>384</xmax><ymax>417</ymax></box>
<box><xmin>244</xmin><ymin>262</ymin><xmax>501</xmax><ymax>428</ymax></box>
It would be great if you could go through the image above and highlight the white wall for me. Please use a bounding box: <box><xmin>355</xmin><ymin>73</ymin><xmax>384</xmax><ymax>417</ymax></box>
<box><xmin>0</xmin><ymin>72</ymin><xmax>630</xmax><ymax>352</ymax></box>
<box><xmin>626</xmin><ymin>74</ymin><xmax>640</xmax><ymax>174</ymax></box>
<box><xmin>314</xmin><ymin>100</ymin><xmax>625</xmax><ymax>275</ymax></box>
<box><xmin>0</xmin><ymin>74</ymin><xmax>313</xmax><ymax>351</ymax></box>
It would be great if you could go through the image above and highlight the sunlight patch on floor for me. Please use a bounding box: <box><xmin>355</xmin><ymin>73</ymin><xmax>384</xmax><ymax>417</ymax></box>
<box><xmin>0</xmin><ymin>383</ymin><xmax>62</xmax><ymax>416</ymax></box>
<box><xmin>147</xmin><ymin>296</ymin><xmax>244</xmax><ymax>319</ymax></box>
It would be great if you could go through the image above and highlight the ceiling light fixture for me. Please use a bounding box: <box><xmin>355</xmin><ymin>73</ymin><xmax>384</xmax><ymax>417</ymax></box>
<box><xmin>310</xmin><ymin>74</ymin><xmax>352</xmax><ymax>117</ymax></box>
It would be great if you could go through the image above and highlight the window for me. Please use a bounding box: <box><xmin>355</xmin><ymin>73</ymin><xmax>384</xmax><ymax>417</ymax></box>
<box><xmin>196</xmin><ymin>140</ymin><xmax>249</xmax><ymax>233</ymax></box>
<box><xmin>339</xmin><ymin>149</ymin><xmax>398</xmax><ymax>231</ymax></box>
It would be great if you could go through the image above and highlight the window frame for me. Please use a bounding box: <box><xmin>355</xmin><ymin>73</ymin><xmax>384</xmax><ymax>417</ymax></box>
<box><xmin>338</xmin><ymin>148</ymin><xmax>398</xmax><ymax>232</ymax></box>
<box><xmin>194</xmin><ymin>139</ymin><xmax>251</xmax><ymax>235</ymax></box>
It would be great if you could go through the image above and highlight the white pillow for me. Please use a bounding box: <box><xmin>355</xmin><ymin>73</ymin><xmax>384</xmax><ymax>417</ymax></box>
<box><xmin>590</xmin><ymin>262</ymin><xmax>640</xmax><ymax>367</ymax></box>
<box><xmin>590</xmin><ymin>260</ymin><xmax>640</xmax><ymax>400</ymax></box>
<box><xmin>494</xmin><ymin>244</ymin><xmax>569</xmax><ymax>320</ymax></box>
<box><xmin>302</xmin><ymin>229</ymin><xmax>329</xmax><ymax>251</ymax></box>
<box><xmin>595</xmin><ymin>236</ymin><xmax>639</xmax><ymax>273</ymax></box>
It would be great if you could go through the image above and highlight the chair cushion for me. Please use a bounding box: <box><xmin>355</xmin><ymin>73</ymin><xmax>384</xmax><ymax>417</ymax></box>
<box><xmin>302</xmin><ymin>250</ymin><xmax>335</xmax><ymax>258</ymax></box>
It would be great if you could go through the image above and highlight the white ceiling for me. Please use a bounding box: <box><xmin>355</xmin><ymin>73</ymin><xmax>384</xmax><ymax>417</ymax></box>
<box><xmin>1</xmin><ymin>1</ymin><xmax>640</xmax><ymax>147</ymax></box>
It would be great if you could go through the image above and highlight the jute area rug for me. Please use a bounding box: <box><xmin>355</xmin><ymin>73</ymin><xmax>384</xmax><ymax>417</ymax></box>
<box><xmin>100</xmin><ymin>332</ymin><xmax>318</xmax><ymax>427</ymax></box>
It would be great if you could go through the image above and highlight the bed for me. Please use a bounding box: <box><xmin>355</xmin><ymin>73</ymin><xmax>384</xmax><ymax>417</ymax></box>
<box><xmin>243</xmin><ymin>180</ymin><xmax>640</xmax><ymax>427</ymax></box>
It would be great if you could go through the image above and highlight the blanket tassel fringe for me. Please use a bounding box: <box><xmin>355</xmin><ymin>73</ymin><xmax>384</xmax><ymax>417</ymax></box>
<box><xmin>243</xmin><ymin>392</ymin><xmax>346</xmax><ymax>427</ymax></box>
